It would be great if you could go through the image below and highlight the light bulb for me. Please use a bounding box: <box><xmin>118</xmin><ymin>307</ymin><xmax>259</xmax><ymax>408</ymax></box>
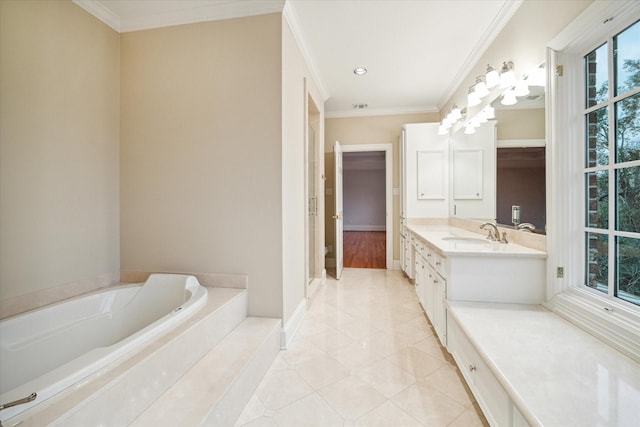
<box><xmin>528</xmin><ymin>66</ymin><xmax>546</xmax><ymax>87</ymax></box>
<box><xmin>501</xmin><ymin>89</ymin><xmax>517</xmax><ymax>106</ymax></box>
<box><xmin>474</xmin><ymin>76</ymin><xmax>489</xmax><ymax>98</ymax></box>
<box><xmin>485</xmin><ymin>64</ymin><xmax>500</xmax><ymax>88</ymax></box>
<box><xmin>467</xmin><ymin>86</ymin><xmax>481</xmax><ymax>107</ymax></box>
<box><xmin>499</xmin><ymin>61</ymin><xmax>516</xmax><ymax>89</ymax></box>
<box><xmin>514</xmin><ymin>80</ymin><xmax>529</xmax><ymax>97</ymax></box>
<box><xmin>450</xmin><ymin>105</ymin><xmax>462</xmax><ymax>121</ymax></box>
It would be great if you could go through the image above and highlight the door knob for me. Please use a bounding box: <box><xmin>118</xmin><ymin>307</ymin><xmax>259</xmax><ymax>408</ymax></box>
<box><xmin>332</xmin><ymin>215</ymin><xmax>342</xmax><ymax>219</ymax></box>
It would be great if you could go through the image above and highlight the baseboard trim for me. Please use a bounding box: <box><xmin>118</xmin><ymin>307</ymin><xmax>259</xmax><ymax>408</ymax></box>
<box><xmin>344</xmin><ymin>225</ymin><xmax>386</xmax><ymax>231</ymax></box>
<box><xmin>280</xmin><ymin>298</ymin><xmax>306</xmax><ymax>349</ymax></box>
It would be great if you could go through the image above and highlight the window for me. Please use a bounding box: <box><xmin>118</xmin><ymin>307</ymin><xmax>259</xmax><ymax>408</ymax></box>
<box><xmin>583</xmin><ymin>20</ymin><xmax>640</xmax><ymax>306</ymax></box>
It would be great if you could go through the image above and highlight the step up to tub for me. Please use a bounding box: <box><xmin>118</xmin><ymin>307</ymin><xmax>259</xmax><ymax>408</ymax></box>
<box><xmin>130</xmin><ymin>316</ymin><xmax>281</xmax><ymax>427</ymax></box>
<box><xmin>9</xmin><ymin>287</ymin><xmax>250</xmax><ymax>427</ymax></box>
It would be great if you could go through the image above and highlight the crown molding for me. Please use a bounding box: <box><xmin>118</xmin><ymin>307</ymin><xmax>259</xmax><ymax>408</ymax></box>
<box><xmin>282</xmin><ymin>1</ymin><xmax>329</xmax><ymax>101</ymax></box>
<box><xmin>436</xmin><ymin>0</ymin><xmax>524</xmax><ymax>110</ymax></box>
<box><xmin>325</xmin><ymin>105</ymin><xmax>438</xmax><ymax>119</ymax></box>
<box><xmin>74</xmin><ymin>0</ymin><xmax>286</xmax><ymax>33</ymax></box>
<box><xmin>73</xmin><ymin>0</ymin><xmax>121</xmax><ymax>32</ymax></box>
<box><xmin>549</xmin><ymin>0</ymin><xmax>640</xmax><ymax>54</ymax></box>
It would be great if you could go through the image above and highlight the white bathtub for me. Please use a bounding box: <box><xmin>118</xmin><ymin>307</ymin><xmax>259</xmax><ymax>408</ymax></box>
<box><xmin>0</xmin><ymin>274</ymin><xmax>207</xmax><ymax>421</ymax></box>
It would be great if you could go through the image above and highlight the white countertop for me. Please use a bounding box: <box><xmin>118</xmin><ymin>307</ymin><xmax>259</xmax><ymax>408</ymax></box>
<box><xmin>405</xmin><ymin>224</ymin><xmax>546</xmax><ymax>258</ymax></box>
<box><xmin>447</xmin><ymin>301</ymin><xmax>640</xmax><ymax>427</ymax></box>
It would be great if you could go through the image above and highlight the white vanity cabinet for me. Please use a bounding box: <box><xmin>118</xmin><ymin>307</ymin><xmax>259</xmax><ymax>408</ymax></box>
<box><xmin>448</xmin><ymin>311</ymin><xmax>530</xmax><ymax>427</ymax></box>
<box><xmin>400</xmin><ymin>123</ymin><xmax>449</xmax><ymax>219</ymax></box>
<box><xmin>450</xmin><ymin>121</ymin><xmax>496</xmax><ymax>219</ymax></box>
<box><xmin>411</xmin><ymin>232</ymin><xmax>448</xmax><ymax>346</ymax></box>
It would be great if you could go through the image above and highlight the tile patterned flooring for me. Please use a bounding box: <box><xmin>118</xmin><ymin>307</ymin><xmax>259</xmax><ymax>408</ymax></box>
<box><xmin>235</xmin><ymin>269</ymin><xmax>488</xmax><ymax>427</ymax></box>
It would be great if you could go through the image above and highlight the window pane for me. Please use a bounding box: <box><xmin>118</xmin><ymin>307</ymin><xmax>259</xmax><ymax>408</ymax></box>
<box><xmin>585</xmin><ymin>43</ymin><xmax>608</xmax><ymax>107</ymax></box>
<box><xmin>586</xmin><ymin>107</ymin><xmax>609</xmax><ymax>167</ymax></box>
<box><xmin>614</xmin><ymin>20</ymin><xmax>640</xmax><ymax>96</ymax></box>
<box><xmin>586</xmin><ymin>170</ymin><xmax>608</xmax><ymax>229</ymax></box>
<box><xmin>586</xmin><ymin>232</ymin><xmax>608</xmax><ymax>294</ymax></box>
<box><xmin>615</xmin><ymin>92</ymin><xmax>640</xmax><ymax>163</ymax></box>
<box><xmin>616</xmin><ymin>236</ymin><xmax>640</xmax><ymax>306</ymax></box>
<box><xmin>616</xmin><ymin>165</ymin><xmax>640</xmax><ymax>232</ymax></box>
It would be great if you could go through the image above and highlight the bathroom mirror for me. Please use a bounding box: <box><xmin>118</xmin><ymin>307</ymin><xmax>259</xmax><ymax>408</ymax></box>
<box><xmin>494</xmin><ymin>86</ymin><xmax>546</xmax><ymax>234</ymax></box>
<box><xmin>450</xmin><ymin>83</ymin><xmax>546</xmax><ymax>234</ymax></box>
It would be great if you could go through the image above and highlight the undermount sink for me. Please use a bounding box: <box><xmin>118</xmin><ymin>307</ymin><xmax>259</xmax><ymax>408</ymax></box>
<box><xmin>442</xmin><ymin>236</ymin><xmax>489</xmax><ymax>245</ymax></box>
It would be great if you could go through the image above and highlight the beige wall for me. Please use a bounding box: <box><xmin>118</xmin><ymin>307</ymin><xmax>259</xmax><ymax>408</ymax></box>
<box><xmin>281</xmin><ymin>17</ymin><xmax>325</xmax><ymax>324</ymax></box>
<box><xmin>324</xmin><ymin>113</ymin><xmax>438</xmax><ymax>264</ymax></box>
<box><xmin>496</xmin><ymin>108</ymin><xmax>546</xmax><ymax>140</ymax></box>
<box><xmin>0</xmin><ymin>0</ymin><xmax>120</xmax><ymax>301</ymax></box>
<box><xmin>120</xmin><ymin>14</ymin><xmax>284</xmax><ymax>318</ymax></box>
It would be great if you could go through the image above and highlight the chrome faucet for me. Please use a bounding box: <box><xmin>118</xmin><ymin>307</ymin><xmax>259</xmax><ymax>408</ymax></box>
<box><xmin>480</xmin><ymin>222</ymin><xmax>501</xmax><ymax>242</ymax></box>
<box><xmin>516</xmin><ymin>223</ymin><xmax>536</xmax><ymax>232</ymax></box>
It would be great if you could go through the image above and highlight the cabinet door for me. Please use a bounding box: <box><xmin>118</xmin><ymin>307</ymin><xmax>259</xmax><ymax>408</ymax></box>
<box><xmin>400</xmin><ymin>235</ymin><xmax>406</xmax><ymax>274</ymax></box>
<box><xmin>414</xmin><ymin>255</ymin><xmax>426</xmax><ymax>308</ymax></box>
<box><xmin>432</xmin><ymin>275</ymin><xmax>447</xmax><ymax>346</ymax></box>
<box><xmin>453</xmin><ymin>149</ymin><xmax>483</xmax><ymax>199</ymax></box>
<box><xmin>424</xmin><ymin>264</ymin><xmax>435</xmax><ymax>318</ymax></box>
<box><xmin>402</xmin><ymin>123</ymin><xmax>449</xmax><ymax>217</ymax></box>
<box><xmin>450</xmin><ymin>121</ymin><xmax>496</xmax><ymax>219</ymax></box>
<box><xmin>417</xmin><ymin>150</ymin><xmax>446</xmax><ymax>200</ymax></box>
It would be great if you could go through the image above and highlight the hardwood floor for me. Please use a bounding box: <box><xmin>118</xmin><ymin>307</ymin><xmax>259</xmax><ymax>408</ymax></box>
<box><xmin>343</xmin><ymin>231</ymin><xmax>386</xmax><ymax>269</ymax></box>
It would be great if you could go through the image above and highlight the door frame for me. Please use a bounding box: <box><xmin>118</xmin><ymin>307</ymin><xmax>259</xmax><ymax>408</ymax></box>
<box><xmin>340</xmin><ymin>143</ymin><xmax>393</xmax><ymax>269</ymax></box>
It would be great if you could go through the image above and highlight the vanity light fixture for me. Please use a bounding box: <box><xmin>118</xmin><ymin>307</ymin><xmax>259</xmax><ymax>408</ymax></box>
<box><xmin>353</xmin><ymin>67</ymin><xmax>368</xmax><ymax>75</ymax></box>
<box><xmin>484</xmin><ymin>105</ymin><xmax>495</xmax><ymax>119</ymax></box>
<box><xmin>450</xmin><ymin>104</ymin><xmax>462</xmax><ymax>121</ymax></box>
<box><xmin>499</xmin><ymin>61</ymin><xmax>516</xmax><ymax>88</ymax></box>
<box><xmin>501</xmin><ymin>88</ymin><xmax>517</xmax><ymax>106</ymax></box>
<box><xmin>485</xmin><ymin>64</ymin><xmax>500</xmax><ymax>89</ymax></box>
<box><xmin>467</xmin><ymin>85</ymin><xmax>481</xmax><ymax>107</ymax></box>
<box><xmin>474</xmin><ymin>75</ymin><xmax>490</xmax><ymax>98</ymax></box>
<box><xmin>438</xmin><ymin>105</ymin><xmax>465</xmax><ymax>135</ymax></box>
<box><xmin>527</xmin><ymin>64</ymin><xmax>546</xmax><ymax>87</ymax></box>
<box><xmin>514</xmin><ymin>79</ymin><xmax>530</xmax><ymax>97</ymax></box>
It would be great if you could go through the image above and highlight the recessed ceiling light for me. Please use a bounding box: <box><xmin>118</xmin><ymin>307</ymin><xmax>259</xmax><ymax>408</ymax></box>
<box><xmin>353</xmin><ymin>67</ymin><xmax>367</xmax><ymax>75</ymax></box>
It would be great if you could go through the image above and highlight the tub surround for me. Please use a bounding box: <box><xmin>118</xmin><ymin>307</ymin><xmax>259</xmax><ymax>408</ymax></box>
<box><xmin>120</xmin><ymin>270</ymin><xmax>248</xmax><ymax>289</ymax></box>
<box><xmin>447</xmin><ymin>301</ymin><xmax>640</xmax><ymax>427</ymax></box>
<box><xmin>5</xmin><ymin>285</ymin><xmax>279</xmax><ymax>427</ymax></box>
<box><xmin>0</xmin><ymin>271</ymin><xmax>120</xmax><ymax>321</ymax></box>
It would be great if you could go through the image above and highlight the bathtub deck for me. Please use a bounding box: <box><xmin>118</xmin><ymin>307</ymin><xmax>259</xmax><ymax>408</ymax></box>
<box><xmin>130</xmin><ymin>316</ymin><xmax>281</xmax><ymax>426</ymax></box>
<box><xmin>7</xmin><ymin>286</ymin><xmax>280</xmax><ymax>427</ymax></box>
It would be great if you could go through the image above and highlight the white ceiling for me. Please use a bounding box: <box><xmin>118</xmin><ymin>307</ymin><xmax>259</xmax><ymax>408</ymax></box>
<box><xmin>75</xmin><ymin>0</ymin><xmax>523</xmax><ymax>117</ymax></box>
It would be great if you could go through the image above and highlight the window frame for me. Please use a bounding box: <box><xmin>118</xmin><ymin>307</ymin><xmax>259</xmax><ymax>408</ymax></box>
<box><xmin>582</xmin><ymin>20</ymin><xmax>640</xmax><ymax>307</ymax></box>
<box><xmin>546</xmin><ymin>1</ymin><xmax>640</xmax><ymax>363</ymax></box>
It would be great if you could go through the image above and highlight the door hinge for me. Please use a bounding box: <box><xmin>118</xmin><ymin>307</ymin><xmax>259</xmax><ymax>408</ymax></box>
<box><xmin>557</xmin><ymin>267</ymin><xmax>564</xmax><ymax>278</ymax></box>
<box><xmin>555</xmin><ymin>65</ymin><xmax>564</xmax><ymax>77</ymax></box>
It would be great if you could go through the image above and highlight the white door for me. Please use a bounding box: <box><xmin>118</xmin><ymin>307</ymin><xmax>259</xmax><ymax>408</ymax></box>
<box><xmin>334</xmin><ymin>141</ymin><xmax>344</xmax><ymax>279</ymax></box>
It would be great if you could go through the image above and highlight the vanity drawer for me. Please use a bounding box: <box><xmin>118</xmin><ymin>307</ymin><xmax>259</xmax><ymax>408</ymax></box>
<box><xmin>448</xmin><ymin>317</ymin><xmax>511</xmax><ymax>427</ymax></box>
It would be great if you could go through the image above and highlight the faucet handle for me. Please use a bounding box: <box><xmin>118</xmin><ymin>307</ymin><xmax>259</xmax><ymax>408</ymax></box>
<box><xmin>500</xmin><ymin>232</ymin><xmax>508</xmax><ymax>244</ymax></box>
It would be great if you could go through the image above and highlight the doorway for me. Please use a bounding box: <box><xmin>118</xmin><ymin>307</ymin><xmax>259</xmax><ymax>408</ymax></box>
<box><xmin>331</xmin><ymin>143</ymin><xmax>393</xmax><ymax>276</ymax></box>
<box><xmin>342</xmin><ymin>151</ymin><xmax>386</xmax><ymax>268</ymax></box>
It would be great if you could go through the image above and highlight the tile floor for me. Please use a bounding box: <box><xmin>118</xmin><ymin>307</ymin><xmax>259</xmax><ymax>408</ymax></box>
<box><xmin>235</xmin><ymin>268</ymin><xmax>488</xmax><ymax>427</ymax></box>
